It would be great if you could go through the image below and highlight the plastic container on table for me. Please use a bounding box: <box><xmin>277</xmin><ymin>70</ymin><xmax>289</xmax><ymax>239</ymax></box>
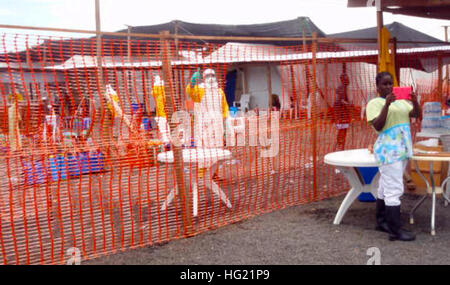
<box><xmin>68</xmin><ymin>151</ymin><xmax>105</xmax><ymax>177</ymax></box>
<box><xmin>49</xmin><ymin>155</ymin><xmax>68</xmax><ymax>181</ymax></box>
<box><xmin>230</xmin><ymin>106</ymin><xmax>239</xmax><ymax>117</ymax></box>
<box><xmin>23</xmin><ymin>151</ymin><xmax>105</xmax><ymax>184</ymax></box>
<box><xmin>142</xmin><ymin>117</ymin><xmax>152</xmax><ymax>131</ymax></box>
<box><xmin>23</xmin><ymin>160</ymin><xmax>48</xmax><ymax>185</ymax></box>
<box><xmin>423</xmin><ymin>102</ymin><xmax>442</xmax><ymax>114</ymax></box>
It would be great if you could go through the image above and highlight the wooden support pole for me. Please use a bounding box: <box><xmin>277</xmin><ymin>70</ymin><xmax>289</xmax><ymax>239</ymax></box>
<box><xmin>324</xmin><ymin>60</ymin><xmax>328</xmax><ymax>109</ymax></box>
<box><xmin>266</xmin><ymin>65</ymin><xmax>273</xmax><ymax>108</ymax></box>
<box><xmin>127</xmin><ymin>25</ymin><xmax>132</xmax><ymax>59</ymax></box>
<box><xmin>242</xmin><ymin>67</ymin><xmax>248</xmax><ymax>94</ymax></box>
<box><xmin>438</xmin><ymin>55</ymin><xmax>443</xmax><ymax>105</ymax></box>
<box><xmin>376</xmin><ymin>9</ymin><xmax>384</xmax><ymax>73</ymax></box>
<box><xmin>174</xmin><ymin>20</ymin><xmax>180</xmax><ymax>55</ymax></box>
<box><xmin>302</xmin><ymin>28</ymin><xmax>311</xmax><ymax>118</ymax></box>
<box><xmin>289</xmin><ymin>65</ymin><xmax>297</xmax><ymax>119</ymax></box>
<box><xmin>95</xmin><ymin>0</ymin><xmax>109</xmax><ymax>142</ymax></box>
<box><xmin>125</xmin><ymin>25</ymin><xmax>134</xmax><ymax>107</ymax></box>
<box><xmin>393</xmin><ymin>37</ymin><xmax>400</xmax><ymax>85</ymax></box>
<box><xmin>43</xmin><ymin>41</ymin><xmax>47</xmax><ymax>66</ymax></box>
<box><xmin>159</xmin><ymin>31</ymin><xmax>193</xmax><ymax>235</ymax></box>
<box><xmin>311</xmin><ymin>32</ymin><xmax>318</xmax><ymax>201</ymax></box>
<box><xmin>445</xmin><ymin>26</ymin><xmax>449</xmax><ymax>104</ymax></box>
<box><xmin>95</xmin><ymin>0</ymin><xmax>103</xmax><ymax>81</ymax></box>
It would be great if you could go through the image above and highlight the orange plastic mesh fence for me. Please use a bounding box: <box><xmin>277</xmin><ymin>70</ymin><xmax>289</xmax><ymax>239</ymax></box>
<box><xmin>0</xmin><ymin>32</ymin><xmax>447</xmax><ymax>264</ymax></box>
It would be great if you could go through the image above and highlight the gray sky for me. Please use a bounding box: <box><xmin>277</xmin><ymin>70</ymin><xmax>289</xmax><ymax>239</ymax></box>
<box><xmin>0</xmin><ymin>0</ymin><xmax>449</xmax><ymax>40</ymax></box>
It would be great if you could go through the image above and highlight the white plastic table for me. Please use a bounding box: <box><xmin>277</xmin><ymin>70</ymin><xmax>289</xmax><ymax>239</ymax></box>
<box><xmin>410</xmin><ymin>154</ymin><xmax>450</xmax><ymax>236</ymax></box>
<box><xmin>157</xmin><ymin>148</ymin><xmax>233</xmax><ymax>217</ymax></box>
<box><xmin>324</xmin><ymin>149</ymin><xmax>380</xmax><ymax>225</ymax></box>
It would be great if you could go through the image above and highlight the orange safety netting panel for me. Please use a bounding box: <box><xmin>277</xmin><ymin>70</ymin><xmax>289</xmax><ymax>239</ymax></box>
<box><xmin>0</xmin><ymin>32</ymin><xmax>446</xmax><ymax>264</ymax></box>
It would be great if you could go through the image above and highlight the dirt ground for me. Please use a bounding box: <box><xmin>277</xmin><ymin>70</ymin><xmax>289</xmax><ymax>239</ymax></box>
<box><xmin>85</xmin><ymin>192</ymin><xmax>450</xmax><ymax>265</ymax></box>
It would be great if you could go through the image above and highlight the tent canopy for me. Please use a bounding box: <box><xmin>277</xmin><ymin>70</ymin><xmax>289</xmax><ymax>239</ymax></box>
<box><xmin>329</xmin><ymin>22</ymin><xmax>450</xmax><ymax>72</ymax></box>
<box><xmin>329</xmin><ymin>22</ymin><xmax>447</xmax><ymax>49</ymax></box>
<box><xmin>0</xmin><ymin>17</ymin><xmax>326</xmax><ymax>64</ymax></box>
<box><xmin>104</xmin><ymin>17</ymin><xmax>326</xmax><ymax>45</ymax></box>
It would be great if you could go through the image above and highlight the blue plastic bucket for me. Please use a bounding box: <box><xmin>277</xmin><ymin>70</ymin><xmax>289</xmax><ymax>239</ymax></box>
<box><xmin>230</xmin><ymin>106</ymin><xmax>239</xmax><ymax>117</ymax></box>
<box><xmin>80</xmin><ymin>151</ymin><xmax>105</xmax><ymax>174</ymax></box>
<box><xmin>67</xmin><ymin>153</ymin><xmax>81</xmax><ymax>177</ymax></box>
<box><xmin>49</xmin><ymin>155</ymin><xmax>68</xmax><ymax>181</ymax></box>
<box><xmin>142</xmin><ymin>117</ymin><xmax>151</xmax><ymax>131</ymax></box>
<box><xmin>83</xmin><ymin>117</ymin><xmax>91</xmax><ymax>130</ymax></box>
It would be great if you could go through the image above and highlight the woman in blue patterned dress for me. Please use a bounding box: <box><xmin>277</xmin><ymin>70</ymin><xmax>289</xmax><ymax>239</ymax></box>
<box><xmin>366</xmin><ymin>71</ymin><xmax>421</xmax><ymax>241</ymax></box>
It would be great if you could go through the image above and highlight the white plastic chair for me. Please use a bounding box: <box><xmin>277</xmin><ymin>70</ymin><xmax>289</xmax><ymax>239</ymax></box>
<box><xmin>233</xmin><ymin>94</ymin><xmax>251</xmax><ymax>113</ymax></box>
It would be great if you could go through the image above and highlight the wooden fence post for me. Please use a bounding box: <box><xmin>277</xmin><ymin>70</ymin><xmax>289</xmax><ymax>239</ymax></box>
<box><xmin>159</xmin><ymin>31</ymin><xmax>194</xmax><ymax>235</ymax></box>
<box><xmin>438</xmin><ymin>54</ymin><xmax>443</xmax><ymax>104</ymax></box>
<box><xmin>311</xmin><ymin>32</ymin><xmax>318</xmax><ymax>201</ymax></box>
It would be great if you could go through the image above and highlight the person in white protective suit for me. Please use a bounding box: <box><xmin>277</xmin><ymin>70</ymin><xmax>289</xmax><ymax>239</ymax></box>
<box><xmin>186</xmin><ymin>69</ymin><xmax>232</xmax><ymax>148</ymax></box>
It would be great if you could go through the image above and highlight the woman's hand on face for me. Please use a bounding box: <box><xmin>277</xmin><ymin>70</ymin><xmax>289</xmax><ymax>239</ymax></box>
<box><xmin>385</xmin><ymin>93</ymin><xmax>396</xmax><ymax>106</ymax></box>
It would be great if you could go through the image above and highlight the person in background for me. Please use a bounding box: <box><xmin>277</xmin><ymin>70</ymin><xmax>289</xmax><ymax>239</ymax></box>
<box><xmin>366</xmin><ymin>71</ymin><xmax>421</xmax><ymax>241</ymax></box>
<box><xmin>8</xmin><ymin>93</ymin><xmax>23</xmax><ymax>152</ymax></box>
<box><xmin>271</xmin><ymin>94</ymin><xmax>281</xmax><ymax>111</ymax></box>
<box><xmin>334</xmin><ymin>73</ymin><xmax>351</xmax><ymax>151</ymax></box>
<box><xmin>151</xmin><ymin>75</ymin><xmax>171</xmax><ymax>144</ymax></box>
<box><xmin>42</xmin><ymin>97</ymin><xmax>59</xmax><ymax>144</ymax></box>
<box><xmin>446</xmin><ymin>98</ymin><xmax>450</xmax><ymax>115</ymax></box>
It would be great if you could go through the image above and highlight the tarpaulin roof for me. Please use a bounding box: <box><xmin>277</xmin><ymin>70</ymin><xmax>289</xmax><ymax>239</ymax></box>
<box><xmin>328</xmin><ymin>21</ymin><xmax>450</xmax><ymax>71</ymax></box>
<box><xmin>0</xmin><ymin>17</ymin><xmax>327</xmax><ymax>64</ymax></box>
<box><xmin>329</xmin><ymin>22</ymin><xmax>446</xmax><ymax>49</ymax></box>
<box><xmin>104</xmin><ymin>17</ymin><xmax>327</xmax><ymax>45</ymax></box>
